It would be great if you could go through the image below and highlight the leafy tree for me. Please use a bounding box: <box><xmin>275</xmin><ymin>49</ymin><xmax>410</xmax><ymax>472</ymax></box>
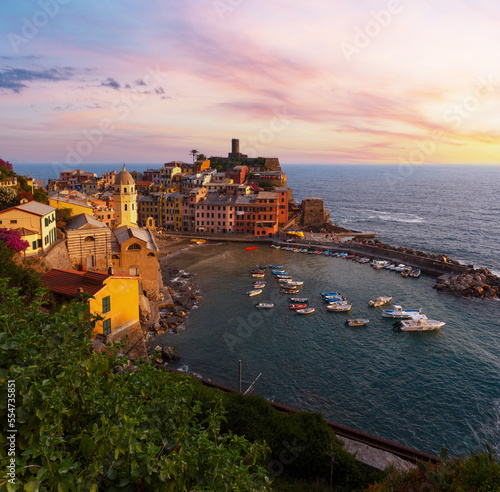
<box><xmin>0</xmin><ymin>157</ymin><xmax>13</xmax><ymax>179</ymax></box>
<box><xmin>33</xmin><ymin>187</ymin><xmax>48</xmax><ymax>204</ymax></box>
<box><xmin>17</xmin><ymin>189</ymin><xmax>33</xmax><ymax>203</ymax></box>
<box><xmin>196</xmin><ymin>153</ymin><xmax>207</xmax><ymax>161</ymax></box>
<box><xmin>0</xmin><ymin>241</ymin><xmax>43</xmax><ymax>301</ymax></box>
<box><xmin>56</xmin><ymin>207</ymin><xmax>73</xmax><ymax>224</ymax></box>
<box><xmin>0</xmin><ymin>280</ymin><xmax>271</xmax><ymax>490</ymax></box>
<box><xmin>0</xmin><ymin>186</ymin><xmax>16</xmax><ymax>209</ymax></box>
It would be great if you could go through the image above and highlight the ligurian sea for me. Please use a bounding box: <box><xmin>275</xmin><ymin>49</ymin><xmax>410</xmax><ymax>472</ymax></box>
<box><xmin>15</xmin><ymin>162</ymin><xmax>500</xmax><ymax>456</ymax></box>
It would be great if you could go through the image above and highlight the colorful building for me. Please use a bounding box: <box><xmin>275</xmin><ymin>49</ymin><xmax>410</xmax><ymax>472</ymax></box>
<box><xmin>0</xmin><ymin>201</ymin><xmax>57</xmax><ymax>254</ymax></box>
<box><xmin>42</xmin><ymin>268</ymin><xmax>140</xmax><ymax>338</ymax></box>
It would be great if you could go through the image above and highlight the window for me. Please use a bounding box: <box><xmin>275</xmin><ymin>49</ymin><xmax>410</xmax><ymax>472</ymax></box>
<box><xmin>103</xmin><ymin>318</ymin><xmax>111</xmax><ymax>336</ymax></box>
<box><xmin>147</xmin><ymin>252</ymin><xmax>155</xmax><ymax>257</ymax></box>
<box><xmin>129</xmin><ymin>266</ymin><xmax>139</xmax><ymax>275</ymax></box>
<box><xmin>38</xmin><ymin>239</ymin><xmax>42</xmax><ymax>248</ymax></box>
<box><xmin>127</xmin><ymin>243</ymin><xmax>141</xmax><ymax>250</ymax></box>
<box><xmin>32</xmin><ymin>240</ymin><xmax>37</xmax><ymax>250</ymax></box>
<box><xmin>102</xmin><ymin>295</ymin><xmax>110</xmax><ymax>314</ymax></box>
<box><xmin>10</xmin><ymin>220</ymin><xmax>17</xmax><ymax>224</ymax></box>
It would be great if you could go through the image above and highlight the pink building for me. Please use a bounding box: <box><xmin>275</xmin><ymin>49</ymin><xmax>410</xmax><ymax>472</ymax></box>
<box><xmin>195</xmin><ymin>195</ymin><xmax>237</xmax><ymax>233</ymax></box>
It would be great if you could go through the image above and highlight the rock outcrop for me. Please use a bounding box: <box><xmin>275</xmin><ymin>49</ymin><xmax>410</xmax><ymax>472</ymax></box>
<box><xmin>434</xmin><ymin>269</ymin><xmax>500</xmax><ymax>299</ymax></box>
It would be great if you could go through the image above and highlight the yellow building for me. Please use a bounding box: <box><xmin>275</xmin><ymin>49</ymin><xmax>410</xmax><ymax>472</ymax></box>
<box><xmin>113</xmin><ymin>165</ymin><xmax>137</xmax><ymax>228</ymax></box>
<box><xmin>0</xmin><ymin>200</ymin><xmax>57</xmax><ymax>254</ymax></box>
<box><xmin>48</xmin><ymin>195</ymin><xmax>94</xmax><ymax>217</ymax></box>
<box><xmin>42</xmin><ymin>268</ymin><xmax>140</xmax><ymax>338</ymax></box>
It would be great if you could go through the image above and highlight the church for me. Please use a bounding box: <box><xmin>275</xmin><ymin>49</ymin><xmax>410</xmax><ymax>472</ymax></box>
<box><xmin>65</xmin><ymin>165</ymin><xmax>161</xmax><ymax>298</ymax></box>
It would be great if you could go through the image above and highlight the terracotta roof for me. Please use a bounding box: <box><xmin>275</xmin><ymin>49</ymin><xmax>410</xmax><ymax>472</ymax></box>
<box><xmin>42</xmin><ymin>268</ymin><xmax>138</xmax><ymax>298</ymax></box>
<box><xmin>0</xmin><ymin>200</ymin><xmax>56</xmax><ymax>217</ymax></box>
<box><xmin>14</xmin><ymin>227</ymin><xmax>38</xmax><ymax>236</ymax></box>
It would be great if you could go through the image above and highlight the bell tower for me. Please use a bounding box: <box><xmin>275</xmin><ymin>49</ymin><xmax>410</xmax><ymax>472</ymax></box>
<box><xmin>113</xmin><ymin>165</ymin><xmax>137</xmax><ymax>228</ymax></box>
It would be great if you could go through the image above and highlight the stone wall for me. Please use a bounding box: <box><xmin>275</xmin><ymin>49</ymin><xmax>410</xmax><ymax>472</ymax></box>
<box><xmin>264</xmin><ymin>158</ymin><xmax>282</xmax><ymax>172</ymax></box>
<box><xmin>43</xmin><ymin>239</ymin><xmax>72</xmax><ymax>270</ymax></box>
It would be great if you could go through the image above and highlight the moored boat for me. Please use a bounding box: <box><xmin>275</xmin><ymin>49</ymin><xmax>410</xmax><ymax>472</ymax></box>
<box><xmin>346</xmin><ymin>319</ymin><xmax>369</xmax><ymax>326</ymax></box>
<box><xmin>289</xmin><ymin>303</ymin><xmax>307</xmax><ymax>310</ymax></box>
<box><xmin>269</xmin><ymin>265</ymin><xmax>283</xmax><ymax>268</ymax></box>
<box><xmin>296</xmin><ymin>307</ymin><xmax>315</xmax><ymax>314</ymax></box>
<box><xmin>287</xmin><ymin>280</ymin><xmax>304</xmax><ymax>286</ymax></box>
<box><xmin>368</xmin><ymin>295</ymin><xmax>392</xmax><ymax>307</ymax></box>
<box><xmin>401</xmin><ymin>267</ymin><xmax>412</xmax><ymax>277</ymax></box>
<box><xmin>253</xmin><ymin>281</ymin><xmax>266</xmax><ymax>289</ymax></box>
<box><xmin>382</xmin><ymin>305</ymin><xmax>421</xmax><ymax>318</ymax></box>
<box><xmin>327</xmin><ymin>303</ymin><xmax>352</xmax><ymax>311</ymax></box>
<box><xmin>397</xmin><ymin>318</ymin><xmax>445</xmax><ymax>331</ymax></box>
<box><xmin>321</xmin><ymin>292</ymin><xmax>341</xmax><ymax>297</ymax></box>
<box><xmin>410</xmin><ymin>268</ymin><xmax>421</xmax><ymax>278</ymax></box>
<box><xmin>289</xmin><ymin>297</ymin><xmax>309</xmax><ymax>302</ymax></box>
<box><xmin>255</xmin><ymin>302</ymin><xmax>274</xmax><ymax>309</ymax></box>
<box><xmin>247</xmin><ymin>289</ymin><xmax>263</xmax><ymax>297</ymax></box>
<box><xmin>252</xmin><ymin>273</ymin><xmax>265</xmax><ymax>278</ymax></box>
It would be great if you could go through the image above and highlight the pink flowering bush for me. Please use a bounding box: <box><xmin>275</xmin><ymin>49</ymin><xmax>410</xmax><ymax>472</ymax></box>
<box><xmin>0</xmin><ymin>228</ymin><xmax>29</xmax><ymax>252</ymax></box>
<box><xmin>0</xmin><ymin>157</ymin><xmax>13</xmax><ymax>175</ymax></box>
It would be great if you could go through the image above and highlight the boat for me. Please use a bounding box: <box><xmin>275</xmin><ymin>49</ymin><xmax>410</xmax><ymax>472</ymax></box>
<box><xmin>321</xmin><ymin>292</ymin><xmax>341</xmax><ymax>297</ymax></box>
<box><xmin>296</xmin><ymin>307</ymin><xmax>315</xmax><ymax>314</ymax></box>
<box><xmin>382</xmin><ymin>305</ymin><xmax>421</xmax><ymax>318</ymax></box>
<box><xmin>393</xmin><ymin>264</ymin><xmax>406</xmax><ymax>272</ymax></box>
<box><xmin>253</xmin><ymin>282</ymin><xmax>266</xmax><ymax>289</ymax></box>
<box><xmin>346</xmin><ymin>319</ymin><xmax>369</xmax><ymax>326</ymax></box>
<box><xmin>401</xmin><ymin>267</ymin><xmax>412</xmax><ymax>277</ymax></box>
<box><xmin>372</xmin><ymin>260</ymin><xmax>389</xmax><ymax>269</ymax></box>
<box><xmin>327</xmin><ymin>303</ymin><xmax>352</xmax><ymax>311</ymax></box>
<box><xmin>190</xmin><ymin>238</ymin><xmax>206</xmax><ymax>244</ymax></box>
<box><xmin>255</xmin><ymin>302</ymin><xmax>274</xmax><ymax>309</ymax></box>
<box><xmin>368</xmin><ymin>295</ymin><xmax>392</xmax><ymax>307</ymax></box>
<box><xmin>410</xmin><ymin>268</ymin><xmax>421</xmax><ymax>278</ymax></box>
<box><xmin>278</xmin><ymin>278</ymin><xmax>292</xmax><ymax>283</ymax></box>
<box><xmin>289</xmin><ymin>303</ymin><xmax>307</xmax><ymax>310</ymax></box>
<box><xmin>397</xmin><ymin>318</ymin><xmax>445</xmax><ymax>331</ymax></box>
<box><xmin>245</xmin><ymin>246</ymin><xmax>259</xmax><ymax>251</ymax></box>
<box><xmin>323</xmin><ymin>295</ymin><xmax>345</xmax><ymax>301</ymax></box>
<box><xmin>247</xmin><ymin>289</ymin><xmax>263</xmax><ymax>297</ymax></box>
<box><xmin>282</xmin><ymin>288</ymin><xmax>299</xmax><ymax>294</ymax></box>
<box><xmin>289</xmin><ymin>297</ymin><xmax>309</xmax><ymax>302</ymax></box>
<box><xmin>269</xmin><ymin>265</ymin><xmax>283</xmax><ymax>268</ymax></box>
<box><xmin>249</xmin><ymin>269</ymin><xmax>264</xmax><ymax>274</ymax></box>
<box><xmin>258</xmin><ymin>265</ymin><xmax>267</xmax><ymax>269</ymax></box>
<box><xmin>325</xmin><ymin>299</ymin><xmax>348</xmax><ymax>306</ymax></box>
<box><xmin>252</xmin><ymin>273</ymin><xmax>265</xmax><ymax>278</ymax></box>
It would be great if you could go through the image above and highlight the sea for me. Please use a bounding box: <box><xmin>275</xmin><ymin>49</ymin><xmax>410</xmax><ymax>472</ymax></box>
<box><xmin>15</xmin><ymin>162</ymin><xmax>500</xmax><ymax>456</ymax></box>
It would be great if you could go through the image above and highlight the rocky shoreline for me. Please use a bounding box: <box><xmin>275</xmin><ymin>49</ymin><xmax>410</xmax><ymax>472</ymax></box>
<box><xmin>434</xmin><ymin>268</ymin><xmax>500</xmax><ymax>299</ymax></box>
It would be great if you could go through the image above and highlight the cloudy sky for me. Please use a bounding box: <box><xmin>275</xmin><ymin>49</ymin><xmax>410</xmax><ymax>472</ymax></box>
<box><xmin>2</xmin><ymin>0</ymin><xmax>500</xmax><ymax>165</ymax></box>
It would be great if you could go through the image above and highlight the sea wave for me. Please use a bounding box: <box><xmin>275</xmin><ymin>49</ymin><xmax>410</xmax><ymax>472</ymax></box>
<box><xmin>342</xmin><ymin>209</ymin><xmax>424</xmax><ymax>224</ymax></box>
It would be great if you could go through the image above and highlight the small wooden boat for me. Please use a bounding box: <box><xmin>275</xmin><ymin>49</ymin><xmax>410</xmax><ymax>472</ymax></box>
<box><xmin>282</xmin><ymin>288</ymin><xmax>299</xmax><ymax>294</ymax></box>
<box><xmin>252</xmin><ymin>273</ymin><xmax>265</xmax><ymax>278</ymax></box>
<box><xmin>289</xmin><ymin>303</ymin><xmax>307</xmax><ymax>310</ymax></box>
<box><xmin>410</xmin><ymin>268</ymin><xmax>421</xmax><ymax>278</ymax></box>
<box><xmin>245</xmin><ymin>246</ymin><xmax>259</xmax><ymax>251</ymax></box>
<box><xmin>401</xmin><ymin>267</ymin><xmax>412</xmax><ymax>277</ymax></box>
<box><xmin>382</xmin><ymin>305</ymin><xmax>421</xmax><ymax>318</ymax></box>
<box><xmin>321</xmin><ymin>292</ymin><xmax>341</xmax><ymax>297</ymax></box>
<box><xmin>346</xmin><ymin>319</ymin><xmax>369</xmax><ymax>326</ymax></box>
<box><xmin>368</xmin><ymin>295</ymin><xmax>392</xmax><ymax>307</ymax></box>
<box><xmin>269</xmin><ymin>265</ymin><xmax>283</xmax><ymax>268</ymax></box>
<box><xmin>296</xmin><ymin>307</ymin><xmax>315</xmax><ymax>314</ymax></box>
<box><xmin>253</xmin><ymin>281</ymin><xmax>266</xmax><ymax>289</ymax></box>
<box><xmin>323</xmin><ymin>295</ymin><xmax>345</xmax><ymax>302</ymax></box>
<box><xmin>250</xmin><ymin>269</ymin><xmax>265</xmax><ymax>274</ymax></box>
<box><xmin>247</xmin><ymin>289</ymin><xmax>263</xmax><ymax>297</ymax></box>
<box><xmin>327</xmin><ymin>303</ymin><xmax>352</xmax><ymax>312</ymax></box>
<box><xmin>190</xmin><ymin>238</ymin><xmax>206</xmax><ymax>244</ymax></box>
<box><xmin>287</xmin><ymin>281</ymin><xmax>303</xmax><ymax>286</ymax></box>
<box><xmin>255</xmin><ymin>302</ymin><xmax>274</xmax><ymax>309</ymax></box>
<box><xmin>258</xmin><ymin>265</ymin><xmax>267</xmax><ymax>269</ymax></box>
<box><xmin>289</xmin><ymin>297</ymin><xmax>309</xmax><ymax>302</ymax></box>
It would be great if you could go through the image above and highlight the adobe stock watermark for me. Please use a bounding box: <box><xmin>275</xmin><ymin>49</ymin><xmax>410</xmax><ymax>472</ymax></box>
<box><xmin>213</xmin><ymin>0</ymin><xmax>244</xmax><ymax>20</ymax></box>
<box><xmin>341</xmin><ymin>0</ymin><xmax>404</xmax><ymax>62</ymax></box>
<box><xmin>268</xmin><ymin>440</ymin><xmax>305</xmax><ymax>479</ymax></box>
<box><xmin>386</xmin><ymin>75</ymin><xmax>497</xmax><ymax>191</ymax></box>
<box><xmin>7</xmin><ymin>0</ymin><xmax>70</xmax><ymax>54</ymax></box>
<box><xmin>63</xmin><ymin>66</ymin><xmax>167</xmax><ymax>166</ymax></box>
<box><xmin>239</xmin><ymin>108</ymin><xmax>290</xmax><ymax>158</ymax></box>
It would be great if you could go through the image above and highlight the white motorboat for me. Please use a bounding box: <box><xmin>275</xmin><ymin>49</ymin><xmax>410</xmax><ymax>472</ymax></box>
<box><xmin>372</xmin><ymin>260</ymin><xmax>389</xmax><ymax>269</ymax></box>
<box><xmin>253</xmin><ymin>281</ymin><xmax>266</xmax><ymax>289</ymax></box>
<box><xmin>382</xmin><ymin>305</ymin><xmax>421</xmax><ymax>318</ymax></box>
<box><xmin>247</xmin><ymin>289</ymin><xmax>263</xmax><ymax>297</ymax></box>
<box><xmin>368</xmin><ymin>295</ymin><xmax>392</xmax><ymax>307</ymax></box>
<box><xmin>287</xmin><ymin>280</ymin><xmax>304</xmax><ymax>286</ymax></box>
<box><xmin>398</xmin><ymin>318</ymin><xmax>445</xmax><ymax>331</ymax></box>
<box><xmin>255</xmin><ymin>302</ymin><xmax>274</xmax><ymax>309</ymax></box>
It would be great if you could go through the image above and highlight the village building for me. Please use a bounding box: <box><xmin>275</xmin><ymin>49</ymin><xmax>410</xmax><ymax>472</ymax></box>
<box><xmin>196</xmin><ymin>195</ymin><xmax>237</xmax><ymax>233</ymax></box>
<box><xmin>0</xmin><ymin>201</ymin><xmax>57</xmax><ymax>255</ymax></box>
<box><xmin>42</xmin><ymin>268</ymin><xmax>140</xmax><ymax>339</ymax></box>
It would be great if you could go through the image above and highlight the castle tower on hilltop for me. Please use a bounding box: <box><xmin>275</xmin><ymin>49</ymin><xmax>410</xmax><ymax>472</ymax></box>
<box><xmin>113</xmin><ymin>165</ymin><xmax>137</xmax><ymax>228</ymax></box>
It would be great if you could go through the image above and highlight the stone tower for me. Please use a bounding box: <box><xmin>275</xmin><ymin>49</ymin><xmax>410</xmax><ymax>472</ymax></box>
<box><xmin>113</xmin><ymin>165</ymin><xmax>137</xmax><ymax>228</ymax></box>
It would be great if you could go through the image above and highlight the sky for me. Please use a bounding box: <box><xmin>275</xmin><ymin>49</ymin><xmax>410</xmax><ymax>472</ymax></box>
<box><xmin>2</xmin><ymin>0</ymin><xmax>500</xmax><ymax>165</ymax></box>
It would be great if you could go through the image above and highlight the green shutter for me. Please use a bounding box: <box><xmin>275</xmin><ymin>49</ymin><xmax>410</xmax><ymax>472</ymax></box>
<box><xmin>103</xmin><ymin>319</ymin><xmax>111</xmax><ymax>335</ymax></box>
<box><xmin>102</xmin><ymin>296</ymin><xmax>111</xmax><ymax>314</ymax></box>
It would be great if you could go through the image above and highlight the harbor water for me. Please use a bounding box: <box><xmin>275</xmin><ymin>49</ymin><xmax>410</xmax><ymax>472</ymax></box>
<box><xmin>15</xmin><ymin>162</ymin><xmax>500</xmax><ymax>456</ymax></box>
